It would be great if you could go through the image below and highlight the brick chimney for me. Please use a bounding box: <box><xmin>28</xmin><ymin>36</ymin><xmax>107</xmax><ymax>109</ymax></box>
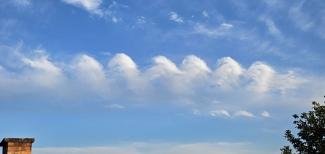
<box><xmin>0</xmin><ymin>138</ymin><xmax>34</xmax><ymax>154</ymax></box>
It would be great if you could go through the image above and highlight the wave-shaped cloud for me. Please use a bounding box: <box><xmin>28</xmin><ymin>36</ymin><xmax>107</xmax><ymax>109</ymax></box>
<box><xmin>0</xmin><ymin>46</ymin><xmax>321</xmax><ymax>117</ymax></box>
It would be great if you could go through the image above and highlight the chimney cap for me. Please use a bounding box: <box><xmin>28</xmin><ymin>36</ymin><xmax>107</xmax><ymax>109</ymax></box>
<box><xmin>0</xmin><ymin>138</ymin><xmax>34</xmax><ymax>146</ymax></box>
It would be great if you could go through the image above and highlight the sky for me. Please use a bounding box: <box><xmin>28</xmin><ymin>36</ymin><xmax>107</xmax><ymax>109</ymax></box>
<box><xmin>0</xmin><ymin>0</ymin><xmax>325</xmax><ymax>153</ymax></box>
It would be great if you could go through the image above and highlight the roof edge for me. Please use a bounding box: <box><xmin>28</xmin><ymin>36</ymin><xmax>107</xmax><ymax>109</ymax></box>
<box><xmin>1</xmin><ymin>138</ymin><xmax>34</xmax><ymax>145</ymax></box>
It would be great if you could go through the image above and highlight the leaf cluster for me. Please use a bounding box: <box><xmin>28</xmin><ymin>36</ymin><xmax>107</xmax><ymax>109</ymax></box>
<box><xmin>283</xmin><ymin>98</ymin><xmax>325</xmax><ymax>154</ymax></box>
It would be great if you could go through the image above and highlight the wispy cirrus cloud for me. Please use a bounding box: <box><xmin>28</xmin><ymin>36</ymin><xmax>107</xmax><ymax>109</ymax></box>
<box><xmin>194</xmin><ymin>23</ymin><xmax>233</xmax><ymax>37</ymax></box>
<box><xmin>62</xmin><ymin>0</ymin><xmax>104</xmax><ymax>16</ymax></box>
<box><xmin>260</xmin><ymin>17</ymin><xmax>283</xmax><ymax>40</ymax></box>
<box><xmin>12</xmin><ymin>0</ymin><xmax>32</xmax><ymax>7</ymax></box>
<box><xmin>61</xmin><ymin>0</ymin><xmax>124</xmax><ymax>23</ymax></box>
<box><xmin>288</xmin><ymin>1</ymin><xmax>314</xmax><ymax>32</ymax></box>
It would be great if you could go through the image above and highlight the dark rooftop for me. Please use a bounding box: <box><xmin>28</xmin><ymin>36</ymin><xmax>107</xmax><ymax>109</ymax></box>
<box><xmin>0</xmin><ymin>138</ymin><xmax>34</xmax><ymax>146</ymax></box>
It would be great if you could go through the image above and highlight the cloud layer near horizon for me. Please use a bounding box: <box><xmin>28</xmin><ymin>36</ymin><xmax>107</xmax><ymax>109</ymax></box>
<box><xmin>33</xmin><ymin>142</ymin><xmax>276</xmax><ymax>154</ymax></box>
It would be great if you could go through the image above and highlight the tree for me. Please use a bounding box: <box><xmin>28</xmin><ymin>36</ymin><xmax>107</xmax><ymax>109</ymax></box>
<box><xmin>280</xmin><ymin>146</ymin><xmax>292</xmax><ymax>154</ymax></box>
<box><xmin>283</xmin><ymin>96</ymin><xmax>325</xmax><ymax>154</ymax></box>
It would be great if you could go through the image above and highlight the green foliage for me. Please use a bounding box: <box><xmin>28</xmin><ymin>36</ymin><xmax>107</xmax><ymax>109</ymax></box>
<box><xmin>280</xmin><ymin>146</ymin><xmax>293</xmax><ymax>154</ymax></box>
<box><xmin>283</xmin><ymin>97</ymin><xmax>325</xmax><ymax>154</ymax></box>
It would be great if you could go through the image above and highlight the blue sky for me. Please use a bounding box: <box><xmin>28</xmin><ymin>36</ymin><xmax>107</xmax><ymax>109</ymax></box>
<box><xmin>0</xmin><ymin>0</ymin><xmax>324</xmax><ymax>153</ymax></box>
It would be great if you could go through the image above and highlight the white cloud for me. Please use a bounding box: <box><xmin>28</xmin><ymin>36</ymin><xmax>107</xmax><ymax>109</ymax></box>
<box><xmin>274</xmin><ymin>70</ymin><xmax>305</xmax><ymax>94</ymax></box>
<box><xmin>213</xmin><ymin>57</ymin><xmax>244</xmax><ymax>90</ymax></box>
<box><xmin>108</xmin><ymin>53</ymin><xmax>139</xmax><ymax>77</ymax></box>
<box><xmin>197</xmin><ymin>109</ymin><xmax>272</xmax><ymax>119</ymax></box>
<box><xmin>147</xmin><ymin>56</ymin><xmax>182</xmax><ymax>79</ymax></box>
<box><xmin>181</xmin><ymin>55</ymin><xmax>211</xmax><ymax>80</ymax></box>
<box><xmin>246</xmin><ymin>62</ymin><xmax>275</xmax><ymax>93</ymax></box>
<box><xmin>287</xmin><ymin>1</ymin><xmax>325</xmax><ymax>39</ymax></box>
<box><xmin>108</xmin><ymin>53</ymin><xmax>147</xmax><ymax>93</ymax></box>
<box><xmin>62</xmin><ymin>0</ymin><xmax>103</xmax><ymax>16</ymax></box>
<box><xmin>33</xmin><ymin>142</ymin><xmax>276</xmax><ymax>154</ymax></box>
<box><xmin>245</xmin><ymin>62</ymin><xmax>305</xmax><ymax>94</ymax></box>
<box><xmin>261</xmin><ymin>17</ymin><xmax>283</xmax><ymax>39</ymax></box>
<box><xmin>111</xmin><ymin>16</ymin><xmax>118</xmax><ymax>23</ymax></box>
<box><xmin>0</xmin><ymin>47</ymin><xmax>313</xmax><ymax>112</ymax></box>
<box><xmin>169</xmin><ymin>12</ymin><xmax>184</xmax><ymax>23</ymax></box>
<box><xmin>145</xmin><ymin>56</ymin><xmax>188</xmax><ymax>96</ymax></box>
<box><xmin>21</xmin><ymin>51</ymin><xmax>64</xmax><ymax>88</ymax></box>
<box><xmin>209</xmin><ymin>110</ymin><xmax>231</xmax><ymax>118</ymax></box>
<box><xmin>261</xmin><ymin>111</ymin><xmax>270</xmax><ymax>118</ymax></box>
<box><xmin>220</xmin><ymin>23</ymin><xmax>234</xmax><ymax>29</ymax></box>
<box><xmin>71</xmin><ymin>54</ymin><xmax>107</xmax><ymax>91</ymax></box>
<box><xmin>235</xmin><ymin>110</ymin><xmax>255</xmax><ymax>118</ymax></box>
<box><xmin>289</xmin><ymin>1</ymin><xmax>314</xmax><ymax>31</ymax></box>
<box><xmin>103</xmin><ymin>1</ymin><xmax>128</xmax><ymax>23</ymax></box>
<box><xmin>104</xmin><ymin>10</ymin><xmax>120</xmax><ymax>23</ymax></box>
<box><xmin>194</xmin><ymin>23</ymin><xmax>233</xmax><ymax>37</ymax></box>
<box><xmin>136</xmin><ymin>16</ymin><xmax>146</xmax><ymax>24</ymax></box>
<box><xmin>202</xmin><ymin>10</ymin><xmax>209</xmax><ymax>18</ymax></box>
